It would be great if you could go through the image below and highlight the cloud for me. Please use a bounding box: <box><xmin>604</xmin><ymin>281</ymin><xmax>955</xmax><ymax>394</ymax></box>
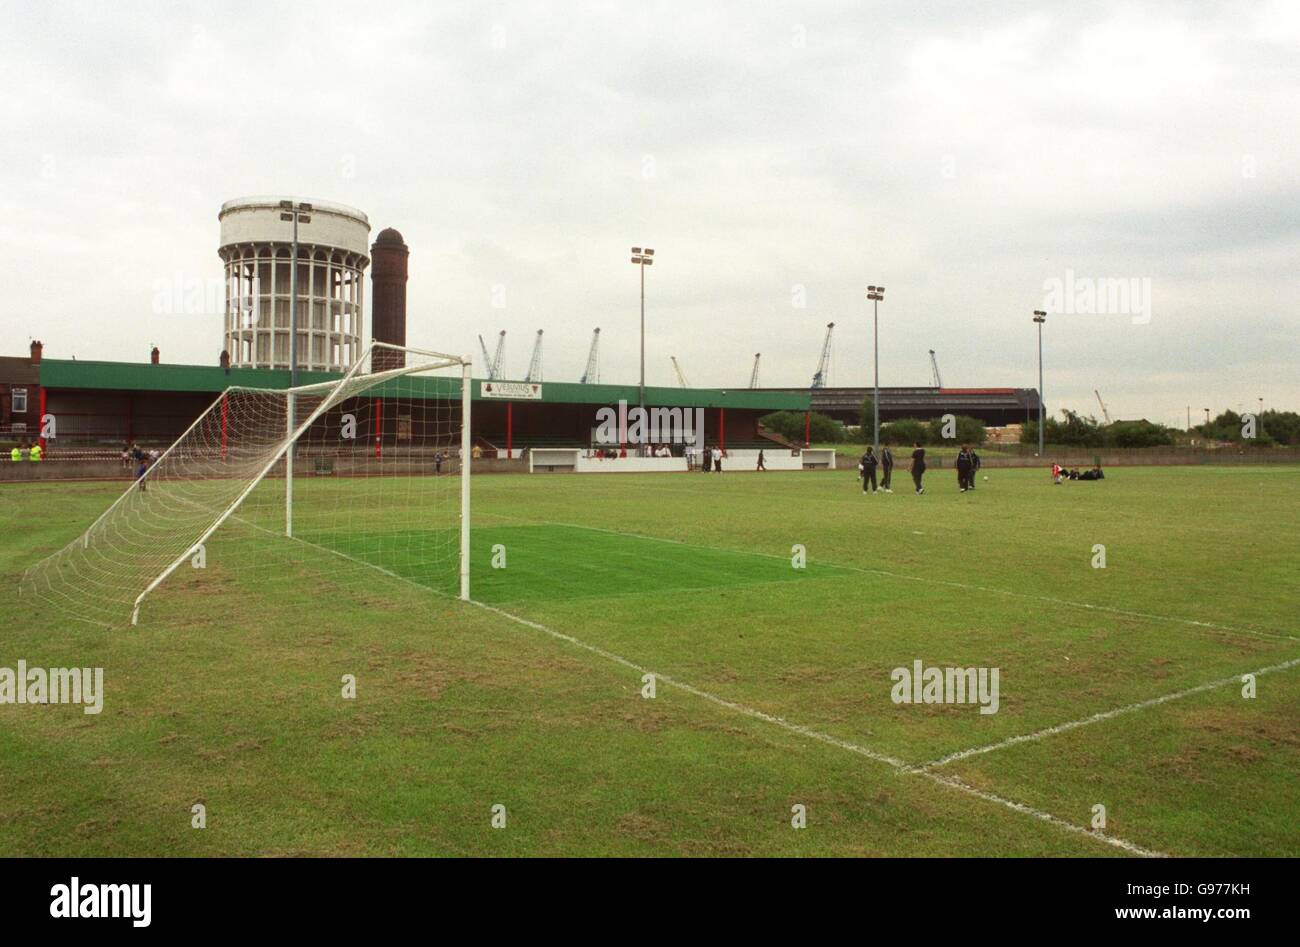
<box><xmin>0</xmin><ymin>0</ymin><xmax>1296</xmax><ymax>422</ymax></box>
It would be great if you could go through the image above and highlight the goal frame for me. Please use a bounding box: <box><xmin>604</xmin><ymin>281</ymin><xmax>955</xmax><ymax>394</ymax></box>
<box><xmin>126</xmin><ymin>342</ymin><xmax>473</xmax><ymax>625</ymax></box>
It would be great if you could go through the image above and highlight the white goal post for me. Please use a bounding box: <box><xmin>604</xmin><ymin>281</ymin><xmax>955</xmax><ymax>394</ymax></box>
<box><xmin>21</xmin><ymin>342</ymin><xmax>473</xmax><ymax>627</ymax></box>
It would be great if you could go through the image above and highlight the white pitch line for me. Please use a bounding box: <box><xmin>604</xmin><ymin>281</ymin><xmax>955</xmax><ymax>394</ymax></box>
<box><xmin>475</xmin><ymin>512</ymin><xmax>1298</xmax><ymax>643</ymax></box>
<box><xmin>916</xmin><ymin>656</ymin><xmax>1300</xmax><ymax>771</ymax></box>
<box><xmin>471</xmin><ymin>599</ymin><xmax>1166</xmax><ymax>858</ymax></box>
<box><xmin>218</xmin><ymin>508</ymin><xmax>1166</xmax><ymax>855</ymax></box>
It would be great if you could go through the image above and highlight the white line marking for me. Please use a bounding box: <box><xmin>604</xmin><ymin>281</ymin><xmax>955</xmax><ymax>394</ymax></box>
<box><xmin>224</xmin><ymin>508</ymin><xmax>1167</xmax><ymax>855</ymax></box>
<box><xmin>228</xmin><ymin>507</ymin><xmax>1251</xmax><ymax>856</ymax></box>
<box><xmin>471</xmin><ymin>599</ymin><xmax>1166</xmax><ymax>857</ymax></box>
<box><xmin>917</xmin><ymin>656</ymin><xmax>1300</xmax><ymax>770</ymax></box>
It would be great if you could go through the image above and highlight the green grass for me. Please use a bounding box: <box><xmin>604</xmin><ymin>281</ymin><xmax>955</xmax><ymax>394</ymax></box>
<box><xmin>1</xmin><ymin>465</ymin><xmax>1296</xmax><ymax>856</ymax></box>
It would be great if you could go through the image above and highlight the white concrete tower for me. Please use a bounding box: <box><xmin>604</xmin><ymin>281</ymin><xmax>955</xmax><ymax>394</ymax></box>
<box><xmin>218</xmin><ymin>197</ymin><xmax>371</xmax><ymax>372</ymax></box>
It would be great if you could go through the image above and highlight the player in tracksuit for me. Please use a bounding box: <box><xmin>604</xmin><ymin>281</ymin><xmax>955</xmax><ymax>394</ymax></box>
<box><xmin>969</xmin><ymin>449</ymin><xmax>981</xmax><ymax>489</ymax></box>
<box><xmin>880</xmin><ymin>445</ymin><xmax>894</xmax><ymax>492</ymax></box>
<box><xmin>860</xmin><ymin>448</ymin><xmax>879</xmax><ymax>494</ymax></box>
<box><xmin>910</xmin><ymin>443</ymin><xmax>926</xmax><ymax>494</ymax></box>
<box><xmin>956</xmin><ymin>445</ymin><xmax>973</xmax><ymax>492</ymax></box>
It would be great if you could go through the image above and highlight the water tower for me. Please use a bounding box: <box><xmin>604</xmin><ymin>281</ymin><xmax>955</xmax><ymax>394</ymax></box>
<box><xmin>218</xmin><ymin>197</ymin><xmax>370</xmax><ymax>372</ymax></box>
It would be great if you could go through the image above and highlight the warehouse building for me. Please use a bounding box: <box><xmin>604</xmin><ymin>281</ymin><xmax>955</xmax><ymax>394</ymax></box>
<box><xmin>760</xmin><ymin>385</ymin><xmax>1044</xmax><ymax>427</ymax></box>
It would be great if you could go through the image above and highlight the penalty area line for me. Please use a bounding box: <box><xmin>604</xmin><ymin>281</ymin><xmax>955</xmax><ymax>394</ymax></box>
<box><xmin>470</xmin><ymin>599</ymin><xmax>1167</xmax><ymax>858</ymax></box>
<box><xmin>915</xmin><ymin>655</ymin><xmax>1300</xmax><ymax>771</ymax></box>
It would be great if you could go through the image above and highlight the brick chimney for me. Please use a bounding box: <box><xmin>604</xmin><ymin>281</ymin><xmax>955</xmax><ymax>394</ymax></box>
<box><xmin>151</xmin><ymin>346</ymin><xmax>160</xmax><ymax>365</ymax></box>
<box><xmin>370</xmin><ymin>227</ymin><xmax>409</xmax><ymax>372</ymax></box>
<box><xmin>30</xmin><ymin>340</ymin><xmax>43</xmax><ymax>364</ymax></box>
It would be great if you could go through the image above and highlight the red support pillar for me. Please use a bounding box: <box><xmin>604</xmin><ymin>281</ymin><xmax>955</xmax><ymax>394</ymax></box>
<box><xmin>804</xmin><ymin>410</ymin><xmax>811</xmax><ymax>446</ymax></box>
<box><xmin>38</xmin><ymin>388</ymin><xmax>47</xmax><ymax>451</ymax></box>
<box><xmin>374</xmin><ymin>397</ymin><xmax>383</xmax><ymax>457</ymax></box>
<box><xmin>719</xmin><ymin>407</ymin><xmax>725</xmax><ymax>452</ymax></box>
<box><xmin>507</xmin><ymin>401</ymin><xmax>513</xmax><ymax>459</ymax></box>
<box><xmin>220</xmin><ymin>394</ymin><xmax>228</xmax><ymax>459</ymax></box>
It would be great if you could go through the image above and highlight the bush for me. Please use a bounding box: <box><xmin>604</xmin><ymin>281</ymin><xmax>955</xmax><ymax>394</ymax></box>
<box><xmin>1021</xmin><ymin>411</ymin><xmax>1103</xmax><ymax>447</ymax></box>
<box><xmin>1022</xmin><ymin>414</ymin><xmax>1178</xmax><ymax>449</ymax></box>
<box><xmin>760</xmin><ymin>411</ymin><xmax>844</xmax><ymax>444</ymax></box>
<box><xmin>926</xmin><ymin>414</ymin><xmax>987</xmax><ymax>446</ymax></box>
<box><xmin>1106</xmin><ymin>420</ymin><xmax>1174</xmax><ymax>448</ymax></box>
<box><xmin>880</xmin><ymin>418</ymin><xmax>929</xmax><ymax>445</ymax></box>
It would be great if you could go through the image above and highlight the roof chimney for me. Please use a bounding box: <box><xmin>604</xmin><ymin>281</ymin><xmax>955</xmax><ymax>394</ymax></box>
<box><xmin>30</xmin><ymin>340</ymin><xmax>43</xmax><ymax>364</ymax></box>
<box><xmin>151</xmin><ymin>346</ymin><xmax>160</xmax><ymax>365</ymax></box>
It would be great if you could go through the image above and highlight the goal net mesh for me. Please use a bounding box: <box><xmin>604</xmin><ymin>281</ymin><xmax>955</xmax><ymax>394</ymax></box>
<box><xmin>21</xmin><ymin>344</ymin><xmax>468</xmax><ymax>627</ymax></box>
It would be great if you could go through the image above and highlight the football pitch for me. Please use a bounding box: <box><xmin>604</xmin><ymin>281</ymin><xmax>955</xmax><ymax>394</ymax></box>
<box><xmin>1</xmin><ymin>464</ymin><xmax>1297</xmax><ymax>857</ymax></box>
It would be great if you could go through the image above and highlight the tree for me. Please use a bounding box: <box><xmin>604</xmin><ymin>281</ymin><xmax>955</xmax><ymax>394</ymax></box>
<box><xmin>1262</xmin><ymin>410</ymin><xmax>1300</xmax><ymax>446</ymax></box>
<box><xmin>860</xmin><ymin>394</ymin><xmax>875</xmax><ymax>431</ymax></box>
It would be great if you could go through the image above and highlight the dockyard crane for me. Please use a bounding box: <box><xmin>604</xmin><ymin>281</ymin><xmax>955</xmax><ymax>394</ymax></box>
<box><xmin>929</xmin><ymin>350</ymin><xmax>943</xmax><ymax>388</ymax></box>
<box><xmin>670</xmin><ymin>356</ymin><xmax>690</xmax><ymax>388</ymax></box>
<box><xmin>811</xmin><ymin>322</ymin><xmax>835</xmax><ymax>388</ymax></box>
<box><xmin>1094</xmin><ymin>389</ymin><xmax>1114</xmax><ymax>424</ymax></box>
<box><xmin>478</xmin><ymin>331</ymin><xmax>506</xmax><ymax>379</ymax></box>
<box><xmin>749</xmin><ymin>353</ymin><xmax>761</xmax><ymax>389</ymax></box>
<box><xmin>580</xmin><ymin>328</ymin><xmax>601</xmax><ymax>384</ymax></box>
<box><xmin>491</xmin><ymin>330</ymin><xmax>506</xmax><ymax>379</ymax></box>
<box><xmin>524</xmin><ymin>330</ymin><xmax>543</xmax><ymax>383</ymax></box>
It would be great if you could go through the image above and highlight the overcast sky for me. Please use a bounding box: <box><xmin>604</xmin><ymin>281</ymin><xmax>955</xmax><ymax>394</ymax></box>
<box><xmin>1</xmin><ymin>0</ymin><xmax>1296</xmax><ymax>426</ymax></box>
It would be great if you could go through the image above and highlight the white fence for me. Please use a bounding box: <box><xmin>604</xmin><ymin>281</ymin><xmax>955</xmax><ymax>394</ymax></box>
<box><xmin>527</xmin><ymin>447</ymin><xmax>837</xmax><ymax>473</ymax></box>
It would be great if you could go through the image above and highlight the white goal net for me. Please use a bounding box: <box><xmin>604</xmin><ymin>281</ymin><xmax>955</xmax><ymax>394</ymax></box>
<box><xmin>21</xmin><ymin>343</ymin><xmax>471</xmax><ymax>627</ymax></box>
